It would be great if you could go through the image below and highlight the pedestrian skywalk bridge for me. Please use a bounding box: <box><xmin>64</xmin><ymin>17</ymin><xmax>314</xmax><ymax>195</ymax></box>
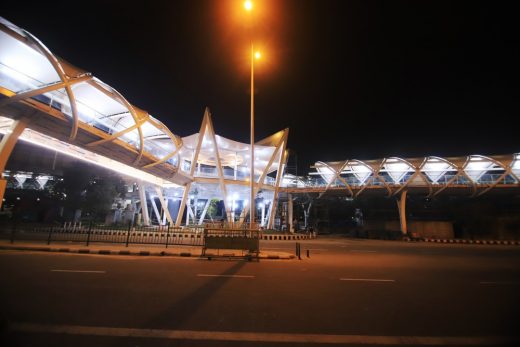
<box><xmin>1</xmin><ymin>15</ymin><xmax>518</xmax><ymax>217</ymax></box>
<box><xmin>280</xmin><ymin>154</ymin><xmax>520</xmax><ymax>197</ymax></box>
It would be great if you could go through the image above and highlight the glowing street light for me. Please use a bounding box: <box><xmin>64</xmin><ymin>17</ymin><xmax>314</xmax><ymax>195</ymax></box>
<box><xmin>244</xmin><ymin>0</ymin><xmax>253</xmax><ymax>11</ymax></box>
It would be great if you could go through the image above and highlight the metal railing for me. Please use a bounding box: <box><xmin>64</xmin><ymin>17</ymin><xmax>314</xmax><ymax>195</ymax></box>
<box><xmin>285</xmin><ymin>172</ymin><xmax>519</xmax><ymax>188</ymax></box>
<box><xmin>0</xmin><ymin>221</ymin><xmax>204</xmax><ymax>247</ymax></box>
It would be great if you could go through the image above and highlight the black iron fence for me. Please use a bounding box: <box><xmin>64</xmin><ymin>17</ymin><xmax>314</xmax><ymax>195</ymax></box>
<box><xmin>0</xmin><ymin>221</ymin><xmax>205</xmax><ymax>247</ymax></box>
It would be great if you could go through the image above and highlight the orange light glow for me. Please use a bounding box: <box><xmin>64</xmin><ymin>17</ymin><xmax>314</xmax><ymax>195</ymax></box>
<box><xmin>254</xmin><ymin>51</ymin><xmax>261</xmax><ymax>59</ymax></box>
<box><xmin>244</xmin><ymin>1</ymin><xmax>253</xmax><ymax>11</ymax></box>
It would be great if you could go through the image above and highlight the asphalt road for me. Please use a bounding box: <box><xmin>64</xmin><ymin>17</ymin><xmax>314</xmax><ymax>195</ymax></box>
<box><xmin>1</xmin><ymin>236</ymin><xmax>519</xmax><ymax>346</ymax></box>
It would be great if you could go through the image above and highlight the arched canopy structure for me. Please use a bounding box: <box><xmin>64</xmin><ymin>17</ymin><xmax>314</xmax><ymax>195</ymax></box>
<box><xmin>173</xmin><ymin>108</ymin><xmax>289</xmax><ymax>227</ymax></box>
<box><xmin>0</xmin><ymin>17</ymin><xmax>185</xmax><ymax>184</ymax></box>
<box><xmin>306</xmin><ymin>154</ymin><xmax>520</xmax><ymax>198</ymax></box>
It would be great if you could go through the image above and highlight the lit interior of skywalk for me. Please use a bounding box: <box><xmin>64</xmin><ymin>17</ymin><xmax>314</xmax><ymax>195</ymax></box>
<box><xmin>0</xmin><ymin>17</ymin><xmax>182</xmax><ymax>176</ymax></box>
<box><xmin>309</xmin><ymin>154</ymin><xmax>520</xmax><ymax>197</ymax></box>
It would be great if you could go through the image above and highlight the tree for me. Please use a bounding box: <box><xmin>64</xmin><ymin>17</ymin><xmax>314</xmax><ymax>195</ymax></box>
<box><xmin>53</xmin><ymin>163</ymin><xmax>91</xmax><ymax>220</ymax></box>
<box><xmin>53</xmin><ymin>163</ymin><xmax>127</xmax><ymax>222</ymax></box>
<box><xmin>83</xmin><ymin>174</ymin><xmax>126</xmax><ymax>221</ymax></box>
<box><xmin>207</xmin><ymin>198</ymin><xmax>222</xmax><ymax>220</ymax></box>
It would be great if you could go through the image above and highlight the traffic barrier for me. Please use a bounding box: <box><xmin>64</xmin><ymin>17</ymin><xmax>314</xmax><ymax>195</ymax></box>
<box><xmin>261</xmin><ymin>233</ymin><xmax>317</xmax><ymax>241</ymax></box>
<box><xmin>422</xmin><ymin>238</ymin><xmax>519</xmax><ymax>246</ymax></box>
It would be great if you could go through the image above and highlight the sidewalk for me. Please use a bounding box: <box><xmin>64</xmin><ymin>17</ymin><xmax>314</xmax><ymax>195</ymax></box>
<box><xmin>0</xmin><ymin>240</ymin><xmax>295</xmax><ymax>260</ymax></box>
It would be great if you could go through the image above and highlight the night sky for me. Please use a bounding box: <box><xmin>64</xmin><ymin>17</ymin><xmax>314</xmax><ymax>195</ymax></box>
<box><xmin>1</xmin><ymin>0</ymin><xmax>519</xmax><ymax>174</ymax></box>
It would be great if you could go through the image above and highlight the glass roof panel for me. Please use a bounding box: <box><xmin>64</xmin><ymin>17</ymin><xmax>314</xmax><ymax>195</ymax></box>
<box><xmin>464</xmin><ymin>156</ymin><xmax>495</xmax><ymax>182</ymax></box>
<box><xmin>0</xmin><ymin>30</ymin><xmax>60</xmax><ymax>92</ymax></box>
<box><xmin>316</xmin><ymin>164</ymin><xmax>335</xmax><ymax>184</ymax></box>
<box><xmin>422</xmin><ymin>158</ymin><xmax>454</xmax><ymax>183</ymax></box>
<box><xmin>383</xmin><ymin>158</ymin><xmax>413</xmax><ymax>183</ymax></box>
<box><xmin>349</xmin><ymin>162</ymin><xmax>372</xmax><ymax>184</ymax></box>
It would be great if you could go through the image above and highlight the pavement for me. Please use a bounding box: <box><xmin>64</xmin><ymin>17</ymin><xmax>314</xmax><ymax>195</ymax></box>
<box><xmin>0</xmin><ymin>240</ymin><xmax>296</xmax><ymax>260</ymax></box>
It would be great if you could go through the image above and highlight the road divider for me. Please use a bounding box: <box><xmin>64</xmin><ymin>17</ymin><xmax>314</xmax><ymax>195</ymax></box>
<box><xmin>409</xmin><ymin>238</ymin><xmax>520</xmax><ymax>245</ymax></box>
<box><xmin>262</xmin><ymin>233</ymin><xmax>317</xmax><ymax>241</ymax></box>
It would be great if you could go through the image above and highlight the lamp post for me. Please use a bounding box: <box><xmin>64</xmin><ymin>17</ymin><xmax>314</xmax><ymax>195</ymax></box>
<box><xmin>245</xmin><ymin>0</ymin><xmax>259</xmax><ymax>229</ymax></box>
<box><xmin>249</xmin><ymin>43</ymin><xmax>255</xmax><ymax>229</ymax></box>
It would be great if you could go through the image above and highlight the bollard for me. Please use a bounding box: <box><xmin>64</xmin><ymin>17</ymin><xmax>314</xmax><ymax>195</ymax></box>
<box><xmin>125</xmin><ymin>221</ymin><xmax>132</xmax><ymax>247</ymax></box>
<box><xmin>297</xmin><ymin>242</ymin><xmax>302</xmax><ymax>260</ymax></box>
<box><xmin>165</xmin><ymin>222</ymin><xmax>170</xmax><ymax>248</ymax></box>
<box><xmin>47</xmin><ymin>227</ymin><xmax>53</xmax><ymax>245</ymax></box>
<box><xmin>86</xmin><ymin>221</ymin><xmax>92</xmax><ymax>246</ymax></box>
<box><xmin>307</xmin><ymin>249</ymin><xmax>310</xmax><ymax>258</ymax></box>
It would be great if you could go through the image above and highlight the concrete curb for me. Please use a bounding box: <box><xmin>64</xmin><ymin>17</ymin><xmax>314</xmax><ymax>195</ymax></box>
<box><xmin>403</xmin><ymin>238</ymin><xmax>520</xmax><ymax>246</ymax></box>
<box><xmin>0</xmin><ymin>245</ymin><xmax>295</xmax><ymax>260</ymax></box>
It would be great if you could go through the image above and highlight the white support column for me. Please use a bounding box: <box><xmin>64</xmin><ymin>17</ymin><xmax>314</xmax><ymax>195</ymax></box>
<box><xmin>154</xmin><ymin>186</ymin><xmax>173</xmax><ymax>226</ymax></box>
<box><xmin>288</xmin><ymin>193</ymin><xmax>294</xmax><ymax>233</ymax></box>
<box><xmin>138</xmin><ymin>181</ymin><xmax>150</xmax><ymax>226</ymax></box>
<box><xmin>198</xmin><ymin>199</ymin><xmax>211</xmax><ymax>225</ymax></box>
<box><xmin>150</xmin><ymin>195</ymin><xmax>162</xmax><ymax>225</ymax></box>
<box><xmin>397</xmin><ymin>190</ymin><xmax>408</xmax><ymax>235</ymax></box>
<box><xmin>267</xmin><ymin>145</ymin><xmax>289</xmax><ymax>229</ymax></box>
<box><xmin>176</xmin><ymin>109</ymin><xmax>209</xmax><ymax>227</ymax></box>
<box><xmin>187</xmin><ymin>204</ymin><xmax>195</xmax><ymax>225</ymax></box>
<box><xmin>176</xmin><ymin>183</ymin><xmax>191</xmax><ymax>227</ymax></box>
<box><xmin>266</xmin><ymin>199</ymin><xmax>274</xmax><ymax>229</ymax></box>
<box><xmin>234</xmin><ymin>152</ymin><xmax>238</xmax><ymax>180</ymax></box>
<box><xmin>0</xmin><ymin>118</ymin><xmax>30</xmax><ymax>209</ymax></box>
<box><xmin>204</xmin><ymin>110</ymin><xmax>231</xmax><ymax>223</ymax></box>
<box><xmin>185</xmin><ymin>198</ymin><xmax>191</xmax><ymax>225</ymax></box>
<box><xmin>237</xmin><ymin>201</ymin><xmax>248</xmax><ymax>225</ymax></box>
<box><xmin>261</xmin><ymin>203</ymin><xmax>266</xmax><ymax>227</ymax></box>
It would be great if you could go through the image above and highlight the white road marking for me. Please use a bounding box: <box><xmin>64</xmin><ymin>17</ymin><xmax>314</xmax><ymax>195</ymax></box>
<box><xmin>480</xmin><ymin>281</ymin><xmax>517</xmax><ymax>285</ymax></box>
<box><xmin>340</xmin><ymin>278</ymin><xmax>395</xmax><ymax>282</ymax></box>
<box><xmin>51</xmin><ymin>270</ymin><xmax>106</xmax><ymax>274</ymax></box>
<box><xmin>9</xmin><ymin>323</ymin><xmax>518</xmax><ymax>345</ymax></box>
<box><xmin>350</xmin><ymin>250</ymin><xmax>377</xmax><ymax>253</ymax></box>
<box><xmin>197</xmin><ymin>274</ymin><xmax>254</xmax><ymax>278</ymax></box>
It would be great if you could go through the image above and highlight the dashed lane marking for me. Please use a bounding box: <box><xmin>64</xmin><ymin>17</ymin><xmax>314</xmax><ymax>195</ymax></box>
<box><xmin>340</xmin><ymin>278</ymin><xmax>395</xmax><ymax>282</ymax></box>
<box><xmin>197</xmin><ymin>274</ymin><xmax>255</xmax><ymax>278</ymax></box>
<box><xmin>479</xmin><ymin>281</ymin><xmax>517</xmax><ymax>285</ymax></box>
<box><xmin>51</xmin><ymin>270</ymin><xmax>106</xmax><ymax>274</ymax></box>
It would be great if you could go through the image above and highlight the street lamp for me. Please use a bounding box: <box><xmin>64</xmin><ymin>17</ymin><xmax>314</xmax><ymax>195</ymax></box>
<box><xmin>245</xmin><ymin>0</ymin><xmax>261</xmax><ymax>229</ymax></box>
<box><xmin>249</xmin><ymin>45</ymin><xmax>261</xmax><ymax>229</ymax></box>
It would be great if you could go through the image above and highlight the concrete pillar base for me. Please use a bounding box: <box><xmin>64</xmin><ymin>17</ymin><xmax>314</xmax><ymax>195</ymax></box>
<box><xmin>0</xmin><ymin>178</ymin><xmax>6</xmax><ymax>209</ymax></box>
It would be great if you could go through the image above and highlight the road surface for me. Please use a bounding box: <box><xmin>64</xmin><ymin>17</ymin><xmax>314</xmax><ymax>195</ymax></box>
<box><xmin>1</xmin><ymin>236</ymin><xmax>519</xmax><ymax>346</ymax></box>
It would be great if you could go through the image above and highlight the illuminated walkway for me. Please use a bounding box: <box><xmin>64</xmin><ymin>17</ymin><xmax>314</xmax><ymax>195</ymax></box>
<box><xmin>283</xmin><ymin>154</ymin><xmax>520</xmax><ymax>198</ymax></box>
